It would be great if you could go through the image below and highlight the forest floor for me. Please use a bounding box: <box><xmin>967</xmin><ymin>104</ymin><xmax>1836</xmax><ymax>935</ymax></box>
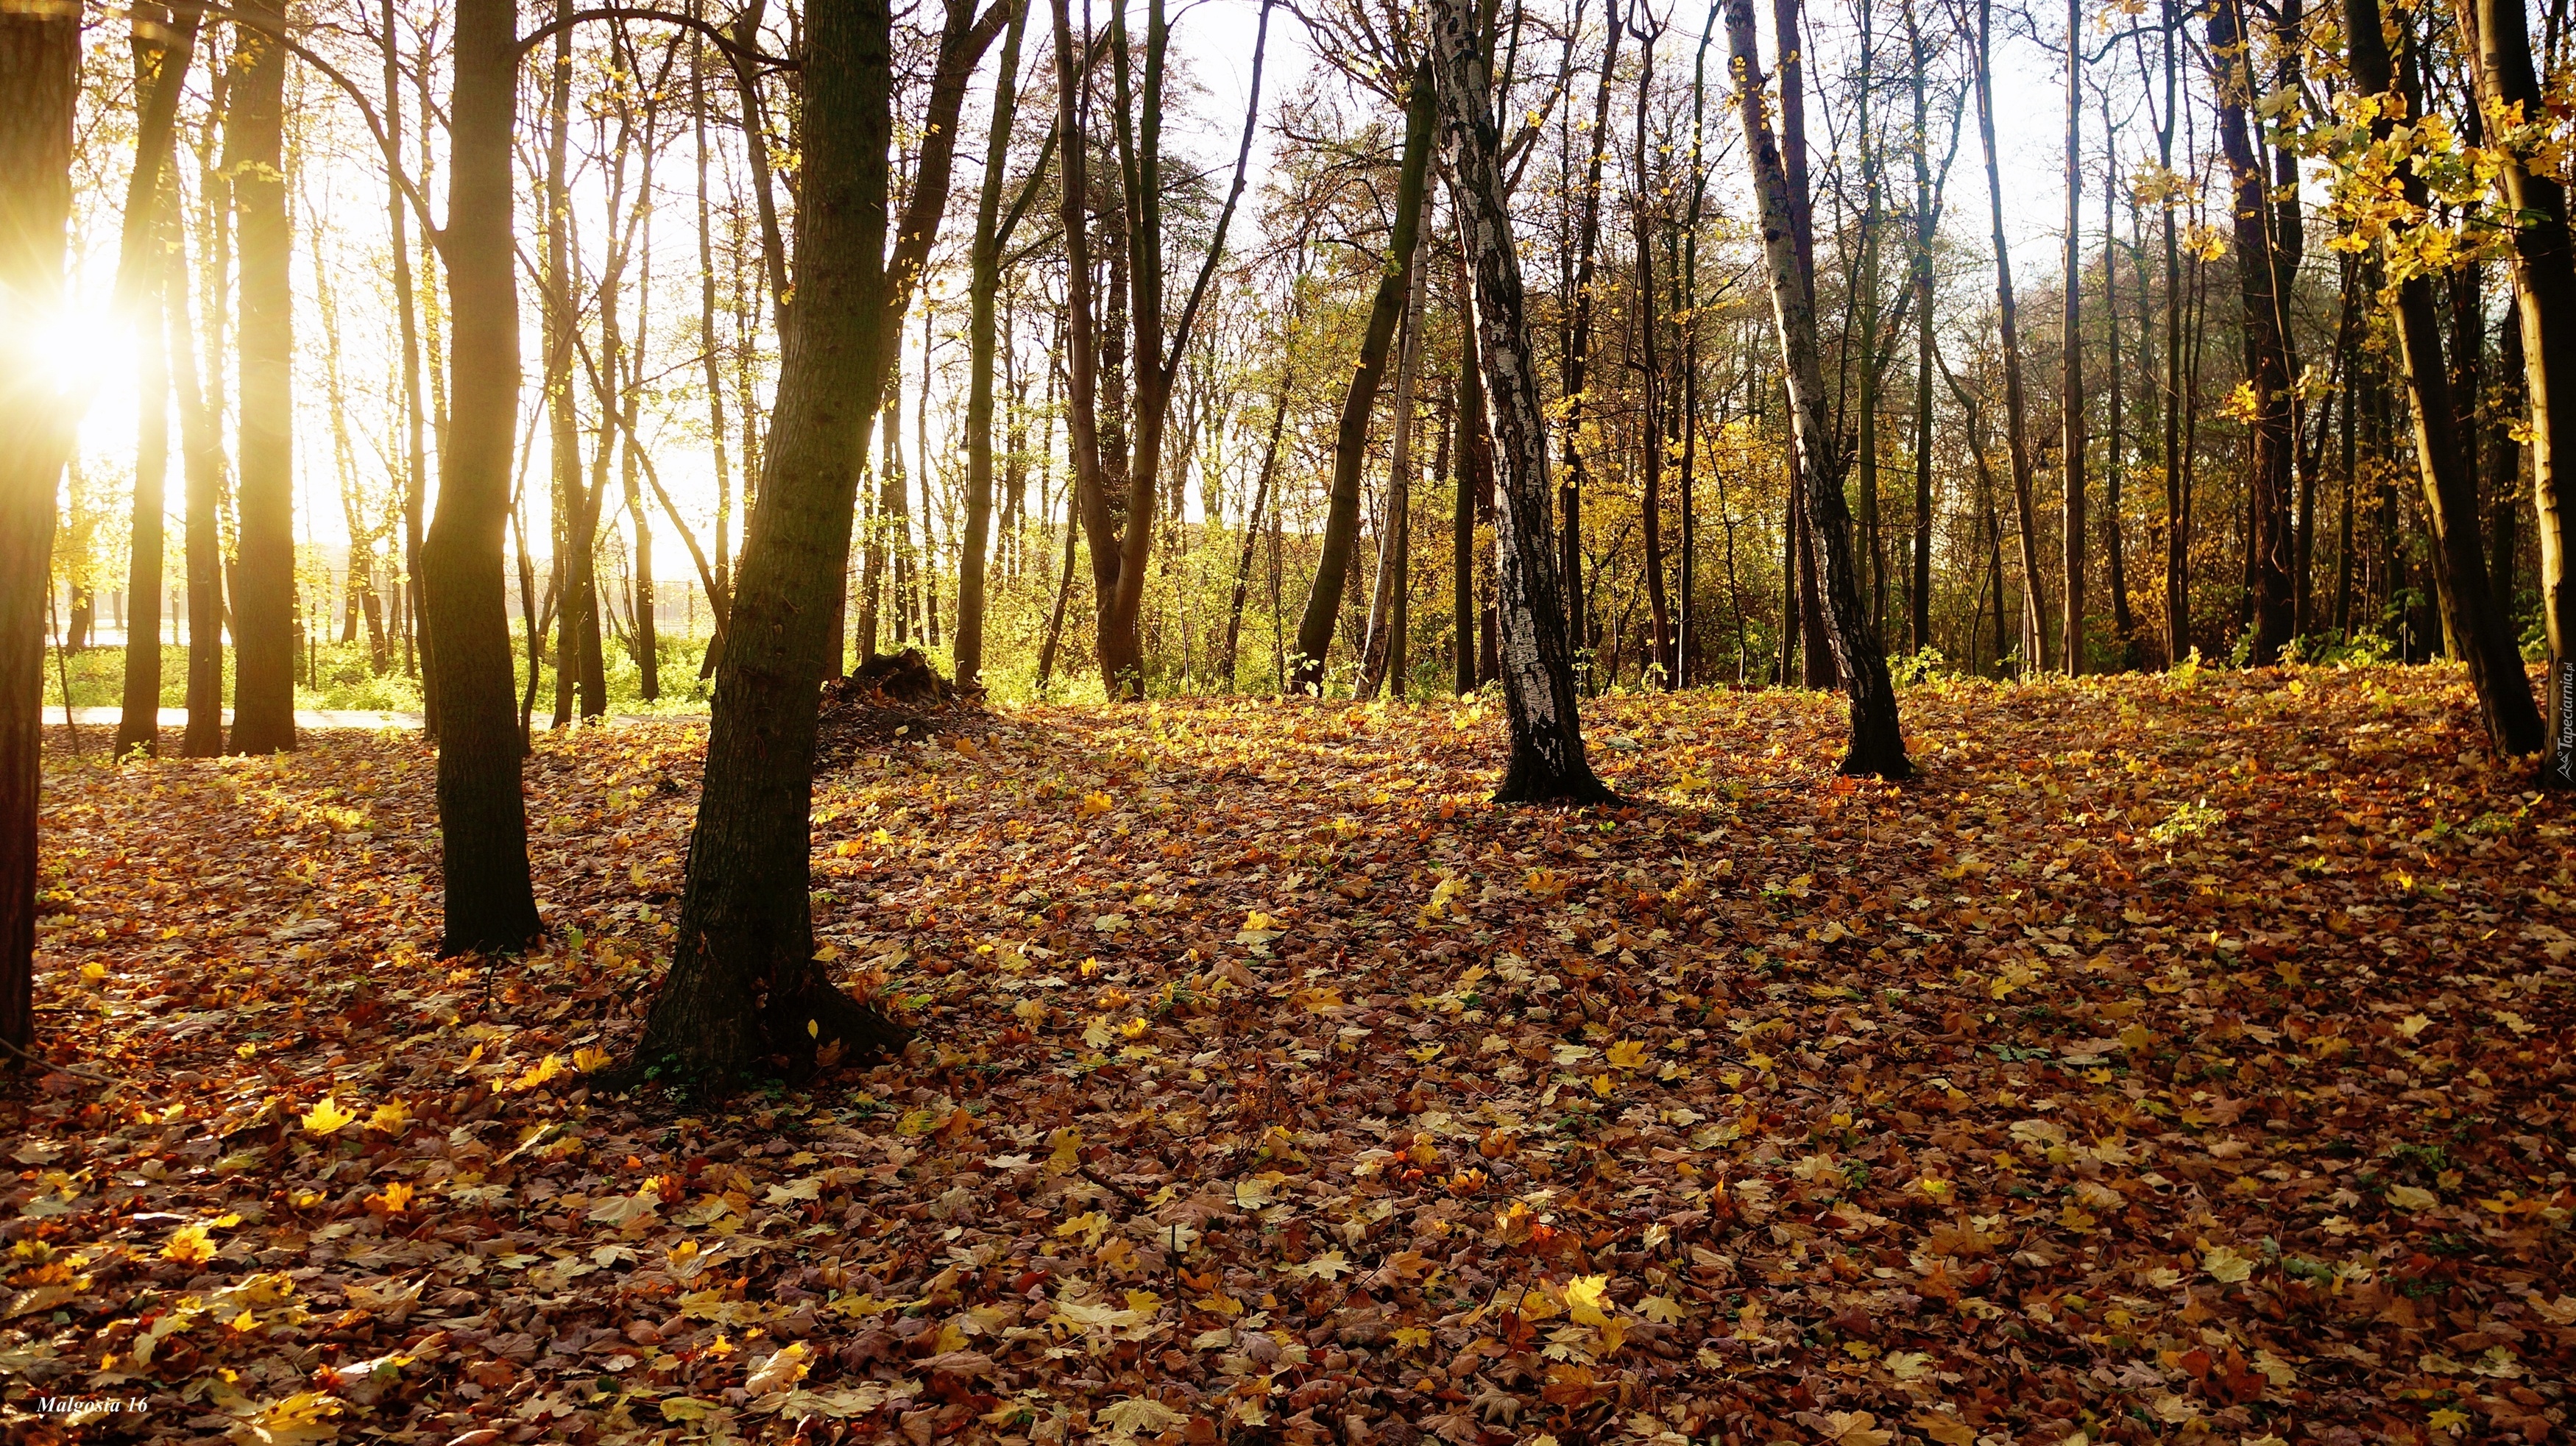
<box><xmin>5</xmin><ymin>664</ymin><xmax>2574</xmax><ymax>1446</ymax></box>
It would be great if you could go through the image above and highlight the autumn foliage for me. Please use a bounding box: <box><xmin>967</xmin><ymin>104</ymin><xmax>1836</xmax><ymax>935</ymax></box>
<box><xmin>5</xmin><ymin>667</ymin><xmax>2574</xmax><ymax>1443</ymax></box>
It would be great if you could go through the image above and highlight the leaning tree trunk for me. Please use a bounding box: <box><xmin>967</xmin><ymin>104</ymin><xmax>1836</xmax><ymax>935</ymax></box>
<box><xmin>2345</xmin><ymin>0</ymin><xmax>2541</xmax><ymax>752</ymax></box>
<box><xmin>225</xmin><ymin>0</ymin><xmax>297</xmax><ymax>754</ymax></box>
<box><xmin>1428</xmin><ymin>0</ymin><xmax>1613</xmax><ymax>804</ymax></box>
<box><xmin>0</xmin><ymin>0</ymin><xmax>79</xmax><ymax>1060</ymax></box>
<box><xmin>2456</xmin><ymin>0</ymin><xmax>2576</xmax><ymax>785</ymax></box>
<box><xmin>1728</xmin><ymin>0</ymin><xmax>1911</xmax><ymax>777</ymax></box>
<box><xmin>631</xmin><ymin>0</ymin><xmax>910</xmax><ymax>1086</ymax></box>
<box><xmin>1972</xmin><ymin>0</ymin><xmax>2048</xmax><ymax>672</ymax></box>
<box><xmin>1293</xmin><ymin>73</ymin><xmax>1435</xmax><ymax>693</ymax></box>
<box><xmin>420</xmin><ymin>0</ymin><xmax>542</xmax><ymax>956</ymax></box>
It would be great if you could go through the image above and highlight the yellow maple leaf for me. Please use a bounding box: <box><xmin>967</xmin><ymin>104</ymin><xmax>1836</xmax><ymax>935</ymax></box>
<box><xmin>363</xmin><ymin>1099</ymin><xmax>411</xmax><ymax>1134</ymax></box>
<box><xmin>510</xmin><ymin>1053</ymin><xmax>567</xmax><ymax>1091</ymax></box>
<box><xmin>1077</xmin><ymin>791</ymin><xmax>1114</xmax><ymax>817</ymax></box>
<box><xmin>572</xmin><ymin>1046</ymin><xmax>613</xmax><ymax>1074</ymax></box>
<box><xmin>2201</xmin><ymin>1244</ymin><xmax>2256</xmax><ymax>1283</ymax></box>
<box><xmin>162</xmin><ymin>1223</ymin><xmax>217</xmax><ymax>1265</ymax></box>
<box><xmin>300</xmin><ymin>1096</ymin><xmax>357</xmax><ymax>1136</ymax></box>
<box><xmin>1563</xmin><ymin>1274</ymin><xmax>1613</xmax><ymax>1326</ymax></box>
<box><xmin>364</xmin><ymin>1182</ymin><xmax>414</xmax><ymax>1215</ymax></box>
<box><xmin>1604</xmin><ymin>1040</ymin><xmax>1649</xmax><ymax>1070</ymax></box>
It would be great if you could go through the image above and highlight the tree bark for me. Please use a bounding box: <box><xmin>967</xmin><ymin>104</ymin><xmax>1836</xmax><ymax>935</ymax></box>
<box><xmin>2455</xmin><ymin>0</ymin><xmax>2576</xmax><ymax>784</ymax></box>
<box><xmin>2059</xmin><ymin>0</ymin><xmax>2085</xmax><ymax>674</ymax></box>
<box><xmin>1728</xmin><ymin>0</ymin><xmax>1910</xmax><ymax>776</ymax></box>
<box><xmin>1429</xmin><ymin>0</ymin><xmax>1614</xmax><ymax>804</ymax></box>
<box><xmin>1227</xmin><ymin>355</ymin><xmax>1296</xmax><ymax>687</ymax></box>
<box><xmin>2346</xmin><ymin>0</ymin><xmax>2542</xmax><ymax>753</ymax></box>
<box><xmin>225</xmin><ymin>0</ymin><xmax>295</xmax><ymax>753</ymax></box>
<box><xmin>167</xmin><ymin>213</ymin><xmax>226</xmax><ymax>758</ymax></box>
<box><xmin>421</xmin><ymin>0</ymin><xmax>542</xmax><ymax>956</ymax></box>
<box><xmin>1361</xmin><ymin>224</ymin><xmax>1432</xmax><ymax>700</ymax></box>
<box><xmin>955</xmin><ymin>0</ymin><xmax>1033</xmax><ymax>688</ymax></box>
<box><xmin>1908</xmin><ymin>0</ymin><xmax>1934</xmax><ymax>653</ymax></box>
<box><xmin>1971</xmin><ymin>0</ymin><xmax>2048</xmax><ymax>672</ymax></box>
<box><xmin>0</xmin><ymin>0</ymin><xmax>79</xmax><ymax>1060</ymax></box>
<box><xmin>1294</xmin><ymin>74</ymin><xmax>1436</xmax><ymax>693</ymax></box>
<box><xmin>2212</xmin><ymin>0</ymin><xmax>2296</xmax><ymax>664</ymax></box>
<box><xmin>632</xmin><ymin>0</ymin><xmax>910</xmax><ymax>1087</ymax></box>
<box><xmin>1559</xmin><ymin>0</ymin><xmax>1627</xmax><ymax>666</ymax></box>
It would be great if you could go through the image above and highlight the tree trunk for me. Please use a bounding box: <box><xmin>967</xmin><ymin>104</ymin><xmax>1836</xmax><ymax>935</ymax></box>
<box><xmin>1634</xmin><ymin>22</ymin><xmax>1673</xmax><ymax>686</ymax></box>
<box><xmin>955</xmin><ymin>0</ymin><xmax>1033</xmax><ymax>688</ymax></box>
<box><xmin>1361</xmin><ymin>224</ymin><xmax>1432</xmax><ymax>700</ymax></box>
<box><xmin>1428</xmin><ymin>0</ymin><xmax>1613</xmax><ymax>804</ymax></box>
<box><xmin>631</xmin><ymin>0</ymin><xmax>910</xmax><ymax>1086</ymax></box>
<box><xmin>1227</xmin><ymin>355</ymin><xmax>1295</xmax><ymax>686</ymax></box>
<box><xmin>225</xmin><ymin>0</ymin><xmax>294</xmax><ymax>753</ymax></box>
<box><xmin>116</xmin><ymin>3</ymin><xmax>202</xmax><ymax>758</ymax></box>
<box><xmin>1560</xmin><ymin>0</ymin><xmax>1627</xmax><ymax>665</ymax></box>
<box><xmin>2346</xmin><ymin>0</ymin><xmax>2541</xmax><ymax>752</ymax></box>
<box><xmin>1293</xmin><ymin>73</ymin><xmax>1435</xmax><ymax>693</ymax></box>
<box><xmin>167</xmin><ymin>215</ymin><xmax>226</xmax><ymax>758</ymax></box>
<box><xmin>2212</xmin><ymin>0</ymin><xmax>2296</xmax><ymax>664</ymax></box>
<box><xmin>2059</xmin><ymin>0</ymin><xmax>2085</xmax><ymax>674</ymax></box>
<box><xmin>2104</xmin><ymin>97</ymin><xmax>2136</xmax><ymax>663</ymax></box>
<box><xmin>1908</xmin><ymin>0</ymin><xmax>1935</xmax><ymax>653</ymax></box>
<box><xmin>2455</xmin><ymin>0</ymin><xmax>2576</xmax><ymax>784</ymax></box>
<box><xmin>1972</xmin><ymin>0</ymin><xmax>2048</xmax><ymax>672</ymax></box>
<box><xmin>0</xmin><ymin>0</ymin><xmax>79</xmax><ymax>1060</ymax></box>
<box><xmin>421</xmin><ymin>0</ymin><xmax>542</xmax><ymax>956</ymax></box>
<box><xmin>1730</xmin><ymin>0</ymin><xmax>1911</xmax><ymax>777</ymax></box>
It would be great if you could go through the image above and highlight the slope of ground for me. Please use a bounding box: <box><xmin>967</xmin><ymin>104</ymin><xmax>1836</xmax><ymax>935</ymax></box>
<box><xmin>4</xmin><ymin>664</ymin><xmax>2572</xmax><ymax>1445</ymax></box>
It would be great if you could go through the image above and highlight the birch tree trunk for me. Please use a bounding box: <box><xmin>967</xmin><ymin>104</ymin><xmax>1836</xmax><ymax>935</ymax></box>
<box><xmin>1727</xmin><ymin>0</ymin><xmax>1911</xmax><ymax>777</ymax></box>
<box><xmin>1429</xmin><ymin>0</ymin><xmax>1614</xmax><ymax>804</ymax></box>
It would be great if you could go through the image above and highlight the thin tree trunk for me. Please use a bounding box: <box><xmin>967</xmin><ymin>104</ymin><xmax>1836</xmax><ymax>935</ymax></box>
<box><xmin>1730</xmin><ymin>0</ymin><xmax>1909</xmax><ymax>776</ymax></box>
<box><xmin>1429</xmin><ymin>0</ymin><xmax>1613</xmax><ymax>804</ymax></box>
<box><xmin>1972</xmin><ymin>0</ymin><xmax>2048</xmax><ymax>672</ymax></box>
<box><xmin>1227</xmin><ymin>355</ymin><xmax>1295</xmax><ymax>685</ymax></box>
<box><xmin>1560</xmin><ymin>0</ymin><xmax>1627</xmax><ymax>664</ymax></box>
<box><xmin>1634</xmin><ymin>20</ymin><xmax>1673</xmax><ymax>687</ymax></box>
<box><xmin>1908</xmin><ymin>0</ymin><xmax>1936</xmax><ymax>653</ymax></box>
<box><xmin>420</xmin><ymin>0</ymin><xmax>542</xmax><ymax>956</ymax></box>
<box><xmin>166</xmin><ymin>216</ymin><xmax>226</xmax><ymax>758</ymax></box>
<box><xmin>2059</xmin><ymin>0</ymin><xmax>2085</xmax><ymax>674</ymax></box>
<box><xmin>1294</xmin><ymin>73</ymin><xmax>1436</xmax><ymax>693</ymax></box>
<box><xmin>955</xmin><ymin>0</ymin><xmax>1034</xmax><ymax>687</ymax></box>
<box><xmin>1361</xmin><ymin>224</ymin><xmax>1433</xmax><ymax>700</ymax></box>
<box><xmin>2104</xmin><ymin>95</ymin><xmax>2135</xmax><ymax>663</ymax></box>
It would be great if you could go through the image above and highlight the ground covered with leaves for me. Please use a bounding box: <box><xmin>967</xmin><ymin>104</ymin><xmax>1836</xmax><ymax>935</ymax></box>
<box><xmin>5</xmin><ymin>664</ymin><xmax>2573</xmax><ymax>1446</ymax></box>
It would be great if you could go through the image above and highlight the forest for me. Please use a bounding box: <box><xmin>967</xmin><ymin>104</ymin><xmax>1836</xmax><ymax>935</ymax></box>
<box><xmin>4</xmin><ymin>0</ymin><xmax>2575</xmax><ymax>1439</ymax></box>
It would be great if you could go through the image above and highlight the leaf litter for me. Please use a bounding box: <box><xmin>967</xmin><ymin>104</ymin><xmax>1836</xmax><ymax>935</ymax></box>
<box><xmin>4</xmin><ymin>664</ymin><xmax>2572</xmax><ymax>1445</ymax></box>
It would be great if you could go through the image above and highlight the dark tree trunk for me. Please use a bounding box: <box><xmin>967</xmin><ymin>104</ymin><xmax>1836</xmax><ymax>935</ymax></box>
<box><xmin>1734</xmin><ymin>0</ymin><xmax>1911</xmax><ymax>776</ymax></box>
<box><xmin>1908</xmin><ymin>0</ymin><xmax>1936</xmax><ymax>654</ymax></box>
<box><xmin>1559</xmin><ymin>0</ymin><xmax>1626</xmax><ymax>665</ymax></box>
<box><xmin>168</xmin><ymin>220</ymin><xmax>226</xmax><ymax>758</ymax></box>
<box><xmin>421</xmin><ymin>0</ymin><xmax>542</xmax><ymax>956</ymax></box>
<box><xmin>2346</xmin><ymin>0</ymin><xmax>2542</xmax><ymax>753</ymax></box>
<box><xmin>2060</xmin><ymin>0</ymin><xmax>2085</xmax><ymax>673</ymax></box>
<box><xmin>1973</xmin><ymin>0</ymin><xmax>2048</xmax><ymax>672</ymax></box>
<box><xmin>0</xmin><ymin>0</ymin><xmax>79</xmax><ymax>1060</ymax></box>
<box><xmin>225</xmin><ymin>0</ymin><xmax>295</xmax><ymax>754</ymax></box>
<box><xmin>955</xmin><ymin>0</ymin><xmax>1033</xmax><ymax>688</ymax></box>
<box><xmin>1294</xmin><ymin>74</ymin><xmax>1435</xmax><ymax>693</ymax></box>
<box><xmin>631</xmin><ymin>0</ymin><xmax>914</xmax><ymax>1086</ymax></box>
<box><xmin>1428</xmin><ymin>0</ymin><xmax>1613</xmax><ymax>805</ymax></box>
<box><xmin>2212</xmin><ymin>0</ymin><xmax>2296</xmax><ymax>664</ymax></box>
<box><xmin>2455</xmin><ymin>0</ymin><xmax>2576</xmax><ymax>784</ymax></box>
